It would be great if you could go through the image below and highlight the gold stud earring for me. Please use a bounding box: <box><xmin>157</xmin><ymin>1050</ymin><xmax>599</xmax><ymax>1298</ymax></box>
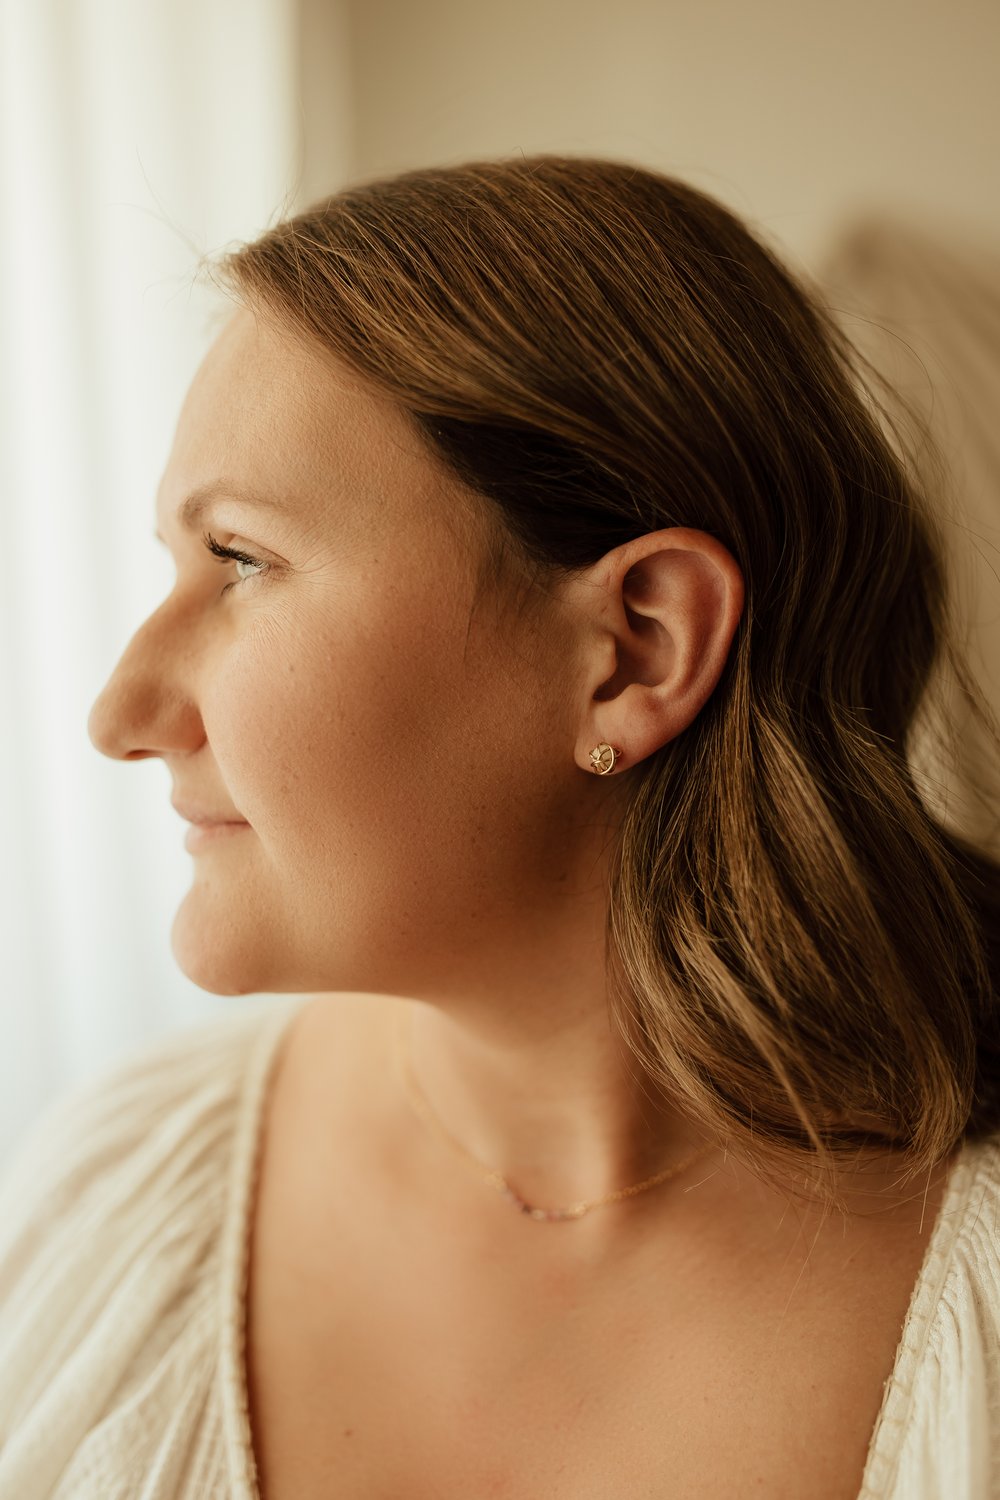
<box><xmin>589</xmin><ymin>743</ymin><xmax>623</xmax><ymax>775</ymax></box>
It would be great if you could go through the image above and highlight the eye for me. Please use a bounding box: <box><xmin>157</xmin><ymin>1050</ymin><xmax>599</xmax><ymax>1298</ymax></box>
<box><xmin>201</xmin><ymin>530</ymin><xmax>270</xmax><ymax>595</ymax></box>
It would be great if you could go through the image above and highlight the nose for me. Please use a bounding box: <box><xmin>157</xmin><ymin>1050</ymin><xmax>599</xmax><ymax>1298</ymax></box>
<box><xmin>87</xmin><ymin>609</ymin><xmax>204</xmax><ymax>762</ymax></box>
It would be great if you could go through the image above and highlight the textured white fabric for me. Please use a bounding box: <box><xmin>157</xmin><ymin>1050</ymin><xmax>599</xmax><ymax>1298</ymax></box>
<box><xmin>0</xmin><ymin>994</ymin><xmax>996</xmax><ymax>1499</ymax></box>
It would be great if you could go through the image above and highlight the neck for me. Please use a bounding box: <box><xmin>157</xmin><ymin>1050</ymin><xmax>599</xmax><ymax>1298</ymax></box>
<box><xmin>393</xmin><ymin>994</ymin><xmax>715</xmax><ymax>1216</ymax></box>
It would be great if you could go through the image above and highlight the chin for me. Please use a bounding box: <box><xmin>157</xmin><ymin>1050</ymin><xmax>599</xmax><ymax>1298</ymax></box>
<box><xmin>168</xmin><ymin>911</ymin><xmax>260</xmax><ymax>996</ymax></box>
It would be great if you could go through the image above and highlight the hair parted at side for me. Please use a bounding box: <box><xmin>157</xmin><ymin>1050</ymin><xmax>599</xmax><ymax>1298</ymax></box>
<box><xmin>206</xmin><ymin>152</ymin><xmax>1000</xmax><ymax>1208</ymax></box>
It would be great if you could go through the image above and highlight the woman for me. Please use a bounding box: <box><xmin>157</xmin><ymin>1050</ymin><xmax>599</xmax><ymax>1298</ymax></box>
<box><xmin>0</xmin><ymin>154</ymin><xmax>997</xmax><ymax>1500</ymax></box>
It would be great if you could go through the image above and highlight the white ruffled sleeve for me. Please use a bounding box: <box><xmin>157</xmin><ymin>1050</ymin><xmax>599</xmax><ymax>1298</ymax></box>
<box><xmin>0</xmin><ymin>1001</ymin><xmax>291</xmax><ymax>1500</ymax></box>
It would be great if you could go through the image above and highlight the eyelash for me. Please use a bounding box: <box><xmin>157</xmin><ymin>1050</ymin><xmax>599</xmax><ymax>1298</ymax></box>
<box><xmin>202</xmin><ymin>530</ymin><xmax>270</xmax><ymax>595</ymax></box>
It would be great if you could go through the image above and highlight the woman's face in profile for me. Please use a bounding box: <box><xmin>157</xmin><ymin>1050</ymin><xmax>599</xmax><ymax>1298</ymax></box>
<box><xmin>87</xmin><ymin>307</ymin><xmax>600</xmax><ymax>1001</ymax></box>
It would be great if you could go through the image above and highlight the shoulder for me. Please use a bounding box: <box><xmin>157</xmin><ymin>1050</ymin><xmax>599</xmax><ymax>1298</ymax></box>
<box><xmin>0</xmin><ymin>998</ymin><xmax>299</xmax><ymax>1271</ymax></box>
<box><xmin>949</xmin><ymin>1128</ymin><xmax>1000</xmax><ymax>1306</ymax></box>
<box><xmin>869</xmin><ymin>1130</ymin><xmax>1000</xmax><ymax>1500</ymax></box>
<box><xmin>0</xmin><ymin>996</ymin><xmax>306</xmax><ymax>1491</ymax></box>
<box><xmin>909</xmin><ymin>1129</ymin><xmax>1000</xmax><ymax>1378</ymax></box>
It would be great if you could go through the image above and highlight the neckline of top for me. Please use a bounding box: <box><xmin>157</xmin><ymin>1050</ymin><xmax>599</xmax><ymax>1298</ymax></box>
<box><xmin>214</xmin><ymin>996</ymin><xmax>985</xmax><ymax>1500</ymax></box>
<box><xmin>218</xmin><ymin>997</ymin><xmax>311</xmax><ymax>1500</ymax></box>
<box><xmin>856</xmin><ymin>1129</ymin><xmax>983</xmax><ymax>1497</ymax></box>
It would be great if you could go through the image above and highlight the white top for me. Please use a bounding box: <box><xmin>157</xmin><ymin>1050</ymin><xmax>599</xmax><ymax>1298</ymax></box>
<box><xmin>0</xmin><ymin>994</ymin><xmax>997</xmax><ymax>1499</ymax></box>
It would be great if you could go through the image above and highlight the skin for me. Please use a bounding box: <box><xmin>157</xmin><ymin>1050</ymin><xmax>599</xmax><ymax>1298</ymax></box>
<box><xmin>87</xmin><ymin>304</ymin><xmax>949</xmax><ymax>1268</ymax></box>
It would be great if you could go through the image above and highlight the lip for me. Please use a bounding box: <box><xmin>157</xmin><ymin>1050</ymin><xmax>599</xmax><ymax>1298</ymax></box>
<box><xmin>183</xmin><ymin>821</ymin><xmax>251</xmax><ymax>852</ymax></box>
<box><xmin>171</xmin><ymin>798</ymin><xmax>249</xmax><ymax>826</ymax></box>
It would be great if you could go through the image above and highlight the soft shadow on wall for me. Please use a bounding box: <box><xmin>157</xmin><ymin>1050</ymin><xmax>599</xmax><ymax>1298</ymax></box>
<box><xmin>819</xmin><ymin>221</ymin><xmax>1000</xmax><ymax>859</ymax></box>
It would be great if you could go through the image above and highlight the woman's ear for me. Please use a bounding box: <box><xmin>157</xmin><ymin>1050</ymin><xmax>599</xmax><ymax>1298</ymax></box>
<box><xmin>567</xmin><ymin>527</ymin><xmax>745</xmax><ymax>775</ymax></box>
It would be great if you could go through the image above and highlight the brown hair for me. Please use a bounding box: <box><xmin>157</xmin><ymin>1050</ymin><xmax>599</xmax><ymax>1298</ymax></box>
<box><xmin>206</xmin><ymin>153</ymin><xmax>1000</xmax><ymax>1208</ymax></box>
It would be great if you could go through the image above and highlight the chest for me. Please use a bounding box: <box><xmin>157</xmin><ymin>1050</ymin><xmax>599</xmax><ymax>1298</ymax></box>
<box><xmin>241</xmin><ymin>1180</ymin><xmax>933</xmax><ymax>1500</ymax></box>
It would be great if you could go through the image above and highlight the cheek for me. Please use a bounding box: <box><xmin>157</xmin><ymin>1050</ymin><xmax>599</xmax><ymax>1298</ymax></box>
<box><xmin>209</xmin><ymin>600</ymin><xmax>503</xmax><ymax>840</ymax></box>
<box><xmin>196</xmin><ymin>594</ymin><xmax>575</xmax><ymax>960</ymax></box>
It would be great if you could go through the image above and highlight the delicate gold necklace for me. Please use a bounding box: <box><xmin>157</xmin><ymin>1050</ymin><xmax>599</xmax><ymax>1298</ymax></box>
<box><xmin>395</xmin><ymin>1005</ymin><xmax>717</xmax><ymax>1221</ymax></box>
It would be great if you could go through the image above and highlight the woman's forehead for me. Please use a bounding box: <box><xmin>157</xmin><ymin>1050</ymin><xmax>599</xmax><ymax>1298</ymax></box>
<box><xmin>158</xmin><ymin>312</ymin><xmax>468</xmax><ymax>551</ymax></box>
<box><xmin>177</xmin><ymin>310</ymin><xmax>415</xmax><ymax>471</ymax></box>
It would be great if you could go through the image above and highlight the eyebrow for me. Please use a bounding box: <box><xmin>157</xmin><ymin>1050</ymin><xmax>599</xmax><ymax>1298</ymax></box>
<box><xmin>153</xmin><ymin>481</ymin><xmax>286</xmax><ymax>543</ymax></box>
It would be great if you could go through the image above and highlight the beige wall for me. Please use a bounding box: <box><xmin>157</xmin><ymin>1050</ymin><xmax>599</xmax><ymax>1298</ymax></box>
<box><xmin>340</xmin><ymin>0</ymin><xmax>999</xmax><ymax>274</ymax></box>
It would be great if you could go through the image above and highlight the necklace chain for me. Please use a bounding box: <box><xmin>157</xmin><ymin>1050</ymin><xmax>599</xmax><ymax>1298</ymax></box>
<box><xmin>395</xmin><ymin>1006</ymin><xmax>716</xmax><ymax>1221</ymax></box>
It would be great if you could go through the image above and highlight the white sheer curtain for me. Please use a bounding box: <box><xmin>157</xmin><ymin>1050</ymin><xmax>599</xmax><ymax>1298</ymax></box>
<box><xmin>0</xmin><ymin>0</ymin><xmax>352</xmax><ymax>1162</ymax></box>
